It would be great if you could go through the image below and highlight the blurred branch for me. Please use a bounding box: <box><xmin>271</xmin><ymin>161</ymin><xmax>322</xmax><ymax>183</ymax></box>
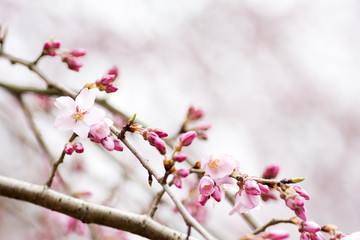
<box><xmin>0</xmin><ymin>175</ymin><xmax>199</xmax><ymax>240</ymax></box>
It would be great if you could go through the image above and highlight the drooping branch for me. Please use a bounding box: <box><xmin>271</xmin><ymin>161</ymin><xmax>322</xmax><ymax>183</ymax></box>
<box><xmin>0</xmin><ymin>175</ymin><xmax>199</xmax><ymax>240</ymax></box>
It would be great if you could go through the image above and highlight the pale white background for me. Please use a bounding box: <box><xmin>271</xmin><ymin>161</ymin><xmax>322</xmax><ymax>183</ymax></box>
<box><xmin>0</xmin><ymin>0</ymin><xmax>360</xmax><ymax>239</ymax></box>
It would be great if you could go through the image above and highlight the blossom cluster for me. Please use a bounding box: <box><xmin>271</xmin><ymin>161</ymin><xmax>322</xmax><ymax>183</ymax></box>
<box><xmin>54</xmin><ymin>88</ymin><xmax>122</xmax><ymax>152</ymax></box>
<box><xmin>182</xmin><ymin>106</ymin><xmax>211</xmax><ymax>140</ymax></box>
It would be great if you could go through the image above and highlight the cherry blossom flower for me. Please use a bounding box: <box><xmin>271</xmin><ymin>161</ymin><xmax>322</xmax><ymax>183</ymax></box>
<box><xmin>54</xmin><ymin>88</ymin><xmax>105</xmax><ymax>139</ymax></box>
<box><xmin>201</xmin><ymin>153</ymin><xmax>239</xmax><ymax>182</ymax></box>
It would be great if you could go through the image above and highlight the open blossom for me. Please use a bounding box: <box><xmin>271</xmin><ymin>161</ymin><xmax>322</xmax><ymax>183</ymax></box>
<box><xmin>201</xmin><ymin>153</ymin><xmax>239</xmax><ymax>182</ymax></box>
<box><xmin>54</xmin><ymin>88</ymin><xmax>105</xmax><ymax>139</ymax></box>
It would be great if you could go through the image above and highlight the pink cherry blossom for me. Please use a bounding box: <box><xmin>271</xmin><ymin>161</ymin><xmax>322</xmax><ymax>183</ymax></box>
<box><xmin>201</xmin><ymin>153</ymin><xmax>239</xmax><ymax>181</ymax></box>
<box><xmin>54</xmin><ymin>88</ymin><xmax>105</xmax><ymax>139</ymax></box>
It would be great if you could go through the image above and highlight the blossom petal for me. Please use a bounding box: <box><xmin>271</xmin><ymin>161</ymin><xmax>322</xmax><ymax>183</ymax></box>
<box><xmin>84</xmin><ymin>107</ymin><xmax>105</xmax><ymax>126</ymax></box>
<box><xmin>54</xmin><ymin>114</ymin><xmax>76</xmax><ymax>130</ymax></box>
<box><xmin>75</xmin><ymin>88</ymin><xmax>96</xmax><ymax>110</ymax></box>
<box><xmin>55</xmin><ymin>96</ymin><xmax>75</xmax><ymax>112</ymax></box>
<box><xmin>73</xmin><ymin>122</ymin><xmax>90</xmax><ymax>139</ymax></box>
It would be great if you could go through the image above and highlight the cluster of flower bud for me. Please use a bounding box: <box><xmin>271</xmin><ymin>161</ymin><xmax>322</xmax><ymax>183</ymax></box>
<box><xmin>64</xmin><ymin>142</ymin><xmax>84</xmax><ymax>155</ymax></box>
<box><xmin>42</xmin><ymin>39</ymin><xmax>86</xmax><ymax>71</ymax></box>
<box><xmin>89</xmin><ymin>119</ymin><xmax>123</xmax><ymax>152</ymax></box>
<box><xmin>95</xmin><ymin>67</ymin><xmax>119</xmax><ymax>93</ymax></box>
<box><xmin>281</xmin><ymin>185</ymin><xmax>310</xmax><ymax>221</ymax></box>
<box><xmin>298</xmin><ymin>220</ymin><xmax>326</xmax><ymax>240</ymax></box>
<box><xmin>135</xmin><ymin>126</ymin><xmax>168</xmax><ymax>155</ymax></box>
<box><xmin>182</xmin><ymin>106</ymin><xmax>211</xmax><ymax>140</ymax></box>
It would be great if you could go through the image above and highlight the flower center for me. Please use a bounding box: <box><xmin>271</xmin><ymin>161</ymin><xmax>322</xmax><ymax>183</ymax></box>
<box><xmin>208</xmin><ymin>158</ymin><xmax>221</xmax><ymax>171</ymax></box>
<box><xmin>72</xmin><ymin>106</ymin><xmax>87</xmax><ymax>121</ymax></box>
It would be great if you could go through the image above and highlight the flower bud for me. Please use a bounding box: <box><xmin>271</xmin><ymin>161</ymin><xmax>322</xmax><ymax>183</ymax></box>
<box><xmin>187</xmin><ymin>106</ymin><xmax>204</xmax><ymax>121</ymax></box>
<box><xmin>177</xmin><ymin>169</ymin><xmax>190</xmax><ymax>178</ymax></box>
<box><xmin>244</xmin><ymin>179</ymin><xmax>261</xmax><ymax>195</ymax></box>
<box><xmin>70</xmin><ymin>49</ymin><xmax>86</xmax><ymax>57</ymax></box>
<box><xmin>64</xmin><ymin>143</ymin><xmax>74</xmax><ymax>155</ymax></box>
<box><xmin>107</xmin><ymin>66</ymin><xmax>119</xmax><ymax>78</ymax></box>
<box><xmin>101</xmin><ymin>137</ymin><xmax>115</xmax><ymax>151</ymax></box>
<box><xmin>211</xmin><ymin>185</ymin><xmax>221</xmax><ymax>202</ymax></box>
<box><xmin>173</xmin><ymin>176</ymin><xmax>182</xmax><ymax>188</ymax></box>
<box><xmin>73</xmin><ymin>142</ymin><xmax>84</xmax><ymax>153</ymax></box>
<box><xmin>262</xmin><ymin>164</ymin><xmax>280</xmax><ymax>179</ymax></box>
<box><xmin>148</xmin><ymin>133</ymin><xmax>166</xmax><ymax>155</ymax></box>
<box><xmin>179</xmin><ymin>131</ymin><xmax>197</xmax><ymax>146</ymax></box>
<box><xmin>113</xmin><ymin>138</ymin><xmax>123</xmax><ymax>151</ymax></box>
<box><xmin>100</xmin><ymin>74</ymin><xmax>116</xmax><ymax>85</ymax></box>
<box><xmin>294</xmin><ymin>186</ymin><xmax>310</xmax><ymax>200</ymax></box>
<box><xmin>62</xmin><ymin>56</ymin><xmax>83</xmax><ymax>72</ymax></box>
<box><xmin>302</xmin><ymin>221</ymin><xmax>321</xmax><ymax>233</ymax></box>
<box><xmin>105</xmin><ymin>84</ymin><xmax>118</xmax><ymax>93</ymax></box>
<box><xmin>172</xmin><ymin>152</ymin><xmax>187</xmax><ymax>162</ymax></box>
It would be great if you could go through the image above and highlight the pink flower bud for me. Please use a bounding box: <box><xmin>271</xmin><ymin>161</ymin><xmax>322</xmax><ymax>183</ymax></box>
<box><xmin>177</xmin><ymin>169</ymin><xmax>190</xmax><ymax>178</ymax></box>
<box><xmin>70</xmin><ymin>49</ymin><xmax>86</xmax><ymax>57</ymax></box>
<box><xmin>105</xmin><ymin>84</ymin><xmax>118</xmax><ymax>93</ymax></box>
<box><xmin>51</xmin><ymin>41</ymin><xmax>61</xmax><ymax>49</ymax></box>
<box><xmin>187</xmin><ymin>106</ymin><xmax>204</xmax><ymax>121</ymax></box>
<box><xmin>294</xmin><ymin>186</ymin><xmax>310</xmax><ymax>200</ymax></box>
<box><xmin>113</xmin><ymin>138</ymin><xmax>123</xmax><ymax>151</ymax></box>
<box><xmin>258</xmin><ymin>183</ymin><xmax>269</xmax><ymax>194</ymax></box>
<box><xmin>295</xmin><ymin>206</ymin><xmax>307</xmax><ymax>221</ymax></box>
<box><xmin>211</xmin><ymin>185</ymin><xmax>221</xmax><ymax>202</ymax></box>
<box><xmin>244</xmin><ymin>179</ymin><xmax>261</xmax><ymax>195</ymax></box>
<box><xmin>198</xmin><ymin>176</ymin><xmax>215</xmax><ymax>196</ymax></box>
<box><xmin>173</xmin><ymin>176</ymin><xmax>182</xmax><ymax>188</ymax></box>
<box><xmin>64</xmin><ymin>143</ymin><xmax>74</xmax><ymax>155</ymax></box>
<box><xmin>172</xmin><ymin>152</ymin><xmax>187</xmax><ymax>162</ymax></box>
<box><xmin>101</xmin><ymin>137</ymin><xmax>115</xmax><ymax>151</ymax></box>
<box><xmin>107</xmin><ymin>66</ymin><xmax>119</xmax><ymax>78</ymax></box>
<box><xmin>148</xmin><ymin>128</ymin><xmax>168</xmax><ymax>138</ymax></box>
<box><xmin>43</xmin><ymin>40</ymin><xmax>61</xmax><ymax>56</ymax></box>
<box><xmin>73</xmin><ymin>142</ymin><xmax>84</xmax><ymax>153</ymax></box>
<box><xmin>197</xmin><ymin>123</ymin><xmax>211</xmax><ymax>131</ymax></box>
<box><xmin>262</xmin><ymin>164</ymin><xmax>280</xmax><ymax>179</ymax></box>
<box><xmin>302</xmin><ymin>221</ymin><xmax>321</xmax><ymax>233</ymax></box>
<box><xmin>198</xmin><ymin>194</ymin><xmax>210</xmax><ymax>206</ymax></box>
<box><xmin>148</xmin><ymin>133</ymin><xmax>166</xmax><ymax>155</ymax></box>
<box><xmin>62</xmin><ymin>56</ymin><xmax>83</xmax><ymax>72</ymax></box>
<box><xmin>179</xmin><ymin>131</ymin><xmax>197</xmax><ymax>146</ymax></box>
<box><xmin>100</xmin><ymin>74</ymin><xmax>116</xmax><ymax>85</ymax></box>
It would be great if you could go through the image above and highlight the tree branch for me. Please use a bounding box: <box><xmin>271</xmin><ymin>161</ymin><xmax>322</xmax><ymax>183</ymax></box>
<box><xmin>0</xmin><ymin>175</ymin><xmax>199</xmax><ymax>240</ymax></box>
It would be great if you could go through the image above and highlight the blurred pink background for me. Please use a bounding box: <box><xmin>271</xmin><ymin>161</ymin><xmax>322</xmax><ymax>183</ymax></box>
<box><xmin>1</xmin><ymin>0</ymin><xmax>360</xmax><ymax>239</ymax></box>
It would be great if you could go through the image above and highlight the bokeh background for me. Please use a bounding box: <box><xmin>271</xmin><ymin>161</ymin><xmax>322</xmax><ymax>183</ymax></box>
<box><xmin>1</xmin><ymin>0</ymin><xmax>360</xmax><ymax>239</ymax></box>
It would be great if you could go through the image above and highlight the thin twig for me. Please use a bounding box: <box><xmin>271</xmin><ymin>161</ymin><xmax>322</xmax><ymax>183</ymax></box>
<box><xmin>252</xmin><ymin>218</ymin><xmax>295</xmax><ymax>235</ymax></box>
<box><xmin>45</xmin><ymin>133</ymin><xmax>77</xmax><ymax>187</ymax></box>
